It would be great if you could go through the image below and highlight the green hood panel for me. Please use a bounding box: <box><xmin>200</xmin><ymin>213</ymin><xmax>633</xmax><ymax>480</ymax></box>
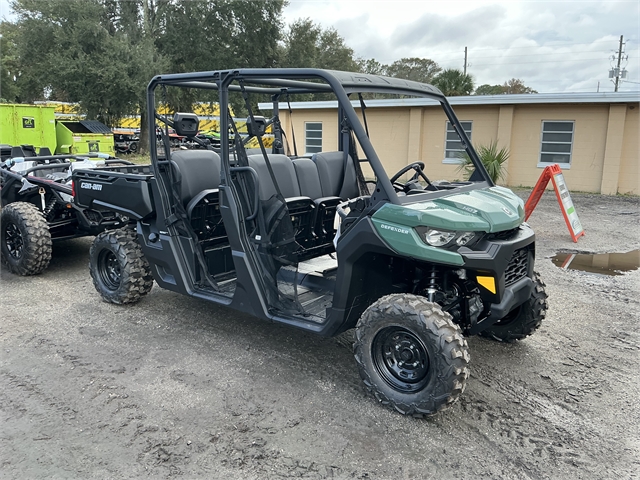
<box><xmin>370</xmin><ymin>218</ymin><xmax>465</xmax><ymax>265</ymax></box>
<box><xmin>372</xmin><ymin>186</ymin><xmax>524</xmax><ymax>233</ymax></box>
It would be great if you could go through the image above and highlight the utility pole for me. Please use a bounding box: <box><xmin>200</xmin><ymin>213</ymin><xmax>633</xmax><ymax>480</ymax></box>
<box><xmin>609</xmin><ymin>35</ymin><xmax>627</xmax><ymax>92</ymax></box>
<box><xmin>463</xmin><ymin>47</ymin><xmax>468</xmax><ymax>75</ymax></box>
<box><xmin>615</xmin><ymin>35</ymin><xmax>623</xmax><ymax>92</ymax></box>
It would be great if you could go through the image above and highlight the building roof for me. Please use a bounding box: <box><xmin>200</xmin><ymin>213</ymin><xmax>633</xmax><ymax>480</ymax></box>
<box><xmin>259</xmin><ymin>91</ymin><xmax>639</xmax><ymax>111</ymax></box>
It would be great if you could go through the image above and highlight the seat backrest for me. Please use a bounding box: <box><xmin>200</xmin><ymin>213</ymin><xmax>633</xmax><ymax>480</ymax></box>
<box><xmin>312</xmin><ymin>151</ymin><xmax>359</xmax><ymax>200</ymax></box>
<box><xmin>171</xmin><ymin>149</ymin><xmax>221</xmax><ymax>205</ymax></box>
<box><xmin>292</xmin><ymin>158</ymin><xmax>323</xmax><ymax>200</ymax></box>
<box><xmin>248</xmin><ymin>154</ymin><xmax>300</xmax><ymax>200</ymax></box>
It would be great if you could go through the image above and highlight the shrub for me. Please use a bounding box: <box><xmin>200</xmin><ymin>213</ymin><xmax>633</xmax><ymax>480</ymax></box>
<box><xmin>458</xmin><ymin>140</ymin><xmax>509</xmax><ymax>184</ymax></box>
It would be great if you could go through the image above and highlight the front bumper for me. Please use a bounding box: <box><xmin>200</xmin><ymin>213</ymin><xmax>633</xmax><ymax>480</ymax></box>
<box><xmin>458</xmin><ymin>224</ymin><xmax>535</xmax><ymax>305</ymax></box>
<box><xmin>468</xmin><ymin>275</ymin><xmax>534</xmax><ymax>334</ymax></box>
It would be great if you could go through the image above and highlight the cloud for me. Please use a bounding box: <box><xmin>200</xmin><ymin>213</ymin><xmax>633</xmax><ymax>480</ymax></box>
<box><xmin>334</xmin><ymin>0</ymin><xmax>639</xmax><ymax>93</ymax></box>
<box><xmin>389</xmin><ymin>5</ymin><xmax>506</xmax><ymax>53</ymax></box>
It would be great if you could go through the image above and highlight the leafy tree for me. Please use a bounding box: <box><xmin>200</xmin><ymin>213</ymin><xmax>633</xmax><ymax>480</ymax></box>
<box><xmin>359</xmin><ymin>58</ymin><xmax>388</xmax><ymax>76</ymax></box>
<box><xmin>7</xmin><ymin>0</ymin><xmax>285</xmax><ymax>150</ymax></box>
<box><xmin>279</xmin><ymin>18</ymin><xmax>359</xmax><ymax>71</ymax></box>
<box><xmin>433</xmin><ymin>68</ymin><xmax>474</xmax><ymax>96</ymax></box>
<box><xmin>276</xmin><ymin>18</ymin><xmax>359</xmax><ymax>104</ymax></box>
<box><xmin>502</xmin><ymin>78</ymin><xmax>537</xmax><ymax>94</ymax></box>
<box><xmin>10</xmin><ymin>0</ymin><xmax>136</xmax><ymax>121</ymax></box>
<box><xmin>0</xmin><ymin>21</ymin><xmax>22</xmax><ymax>102</ymax></box>
<box><xmin>9</xmin><ymin>0</ymin><xmax>170</xmax><ymax>151</ymax></box>
<box><xmin>159</xmin><ymin>0</ymin><xmax>284</xmax><ymax>117</ymax></box>
<box><xmin>474</xmin><ymin>84</ymin><xmax>505</xmax><ymax>95</ymax></box>
<box><xmin>316</xmin><ymin>28</ymin><xmax>360</xmax><ymax>72</ymax></box>
<box><xmin>386</xmin><ymin>57</ymin><xmax>441</xmax><ymax>83</ymax></box>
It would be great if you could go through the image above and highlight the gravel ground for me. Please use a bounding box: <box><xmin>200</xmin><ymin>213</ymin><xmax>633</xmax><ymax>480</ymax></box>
<box><xmin>1</xmin><ymin>191</ymin><xmax>639</xmax><ymax>479</ymax></box>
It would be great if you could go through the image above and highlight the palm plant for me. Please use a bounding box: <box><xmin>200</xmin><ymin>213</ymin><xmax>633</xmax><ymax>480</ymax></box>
<box><xmin>432</xmin><ymin>69</ymin><xmax>474</xmax><ymax>96</ymax></box>
<box><xmin>458</xmin><ymin>140</ymin><xmax>509</xmax><ymax>184</ymax></box>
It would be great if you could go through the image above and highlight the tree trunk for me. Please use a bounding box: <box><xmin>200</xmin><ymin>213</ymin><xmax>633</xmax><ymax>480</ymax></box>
<box><xmin>138</xmin><ymin>103</ymin><xmax>149</xmax><ymax>155</ymax></box>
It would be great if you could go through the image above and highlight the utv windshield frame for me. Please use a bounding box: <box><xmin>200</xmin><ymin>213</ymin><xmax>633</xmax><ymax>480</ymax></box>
<box><xmin>146</xmin><ymin>68</ymin><xmax>494</xmax><ymax>206</ymax></box>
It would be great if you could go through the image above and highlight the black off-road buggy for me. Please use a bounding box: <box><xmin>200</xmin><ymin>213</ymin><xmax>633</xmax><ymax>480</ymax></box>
<box><xmin>0</xmin><ymin>147</ymin><xmax>143</xmax><ymax>275</ymax></box>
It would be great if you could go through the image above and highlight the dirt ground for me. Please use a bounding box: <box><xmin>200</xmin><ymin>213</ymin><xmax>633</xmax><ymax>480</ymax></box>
<box><xmin>1</xmin><ymin>191</ymin><xmax>639</xmax><ymax>479</ymax></box>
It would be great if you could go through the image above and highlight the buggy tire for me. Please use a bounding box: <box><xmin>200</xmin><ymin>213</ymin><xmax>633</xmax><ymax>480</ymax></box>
<box><xmin>354</xmin><ymin>294</ymin><xmax>470</xmax><ymax>416</ymax></box>
<box><xmin>479</xmin><ymin>272</ymin><xmax>548</xmax><ymax>343</ymax></box>
<box><xmin>90</xmin><ymin>228</ymin><xmax>153</xmax><ymax>304</ymax></box>
<box><xmin>1</xmin><ymin>202</ymin><xmax>52</xmax><ymax>276</ymax></box>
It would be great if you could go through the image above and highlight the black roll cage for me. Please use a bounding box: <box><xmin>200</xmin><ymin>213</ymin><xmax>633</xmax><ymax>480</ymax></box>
<box><xmin>146</xmin><ymin>68</ymin><xmax>493</xmax><ymax>207</ymax></box>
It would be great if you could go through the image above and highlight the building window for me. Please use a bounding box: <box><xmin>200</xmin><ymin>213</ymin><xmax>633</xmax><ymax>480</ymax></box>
<box><xmin>305</xmin><ymin>122</ymin><xmax>322</xmax><ymax>154</ymax></box>
<box><xmin>539</xmin><ymin>121</ymin><xmax>574</xmax><ymax>167</ymax></box>
<box><xmin>443</xmin><ymin>121</ymin><xmax>472</xmax><ymax>163</ymax></box>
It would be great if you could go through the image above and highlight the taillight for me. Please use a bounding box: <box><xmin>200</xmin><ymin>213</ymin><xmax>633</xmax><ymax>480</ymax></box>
<box><xmin>71</xmin><ymin>180</ymin><xmax>75</xmax><ymax>197</ymax></box>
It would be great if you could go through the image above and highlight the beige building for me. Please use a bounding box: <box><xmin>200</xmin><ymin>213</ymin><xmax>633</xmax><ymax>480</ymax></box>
<box><xmin>270</xmin><ymin>93</ymin><xmax>639</xmax><ymax>195</ymax></box>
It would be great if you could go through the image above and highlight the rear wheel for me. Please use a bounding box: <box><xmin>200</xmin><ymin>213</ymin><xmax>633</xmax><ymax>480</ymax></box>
<box><xmin>89</xmin><ymin>228</ymin><xmax>153</xmax><ymax>304</ymax></box>
<box><xmin>354</xmin><ymin>294</ymin><xmax>470</xmax><ymax>416</ymax></box>
<box><xmin>479</xmin><ymin>272</ymin><xmax>548</xmax><ymax>342</ymax></box>
<box><xmin>1</xmin><ymin>202</ymin><xmax>52</xmax><ymax>275</ymax></box>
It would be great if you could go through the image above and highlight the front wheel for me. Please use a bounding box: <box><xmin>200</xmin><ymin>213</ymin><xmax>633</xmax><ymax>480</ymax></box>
<box><xmin>479</xmin><ymin>272</ymin><xmax>548</xmax><ymax>342</ymax></box>
<box><xmin>354</xmin><ymin>294</ymin><xmax>470</xmax><ymax>416</ymax></box>
<box><xmin>1</xmin><ymin>202</ymin><xmax>52</xmax><ymax>275</ymax></box>
<box><xmin>89</xmin><ymin>228</ymin><xmax>153</xmax><ymax>304</ymax></box>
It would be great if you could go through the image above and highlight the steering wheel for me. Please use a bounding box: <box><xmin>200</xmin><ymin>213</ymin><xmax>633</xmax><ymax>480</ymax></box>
<box><xmin>389</xmin><ymin>162</ymin><xmax>433</xmax><ymax>192</ymax></box>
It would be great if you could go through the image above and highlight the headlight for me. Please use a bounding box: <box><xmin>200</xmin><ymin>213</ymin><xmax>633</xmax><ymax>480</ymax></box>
<box><xmin>456</xmin><ymin>232</ymin><xmax>476</xmax><ymax>246</ymax></box>
<box><xmin>424</xmin><ymin>229</ymin><xmax>456</xmax><ymax>246</ymax></box>
<box><xmin>415</xmin><ymin>227</ymin><xmax>481</xmax><ymax>248</ymax></box>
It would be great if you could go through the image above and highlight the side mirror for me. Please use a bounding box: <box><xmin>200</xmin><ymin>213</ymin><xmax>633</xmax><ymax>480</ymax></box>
<box><xmin>173</xmin><ymin>113</ymin><xmax>199</xmax><ymax>136</ymax></box>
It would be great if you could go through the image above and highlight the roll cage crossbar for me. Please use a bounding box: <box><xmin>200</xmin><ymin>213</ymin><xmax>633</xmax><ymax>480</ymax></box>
<box><xmin>146</xmin><ymin>68</ymin><xmax>493</xmax><ymax>205</ymax></box>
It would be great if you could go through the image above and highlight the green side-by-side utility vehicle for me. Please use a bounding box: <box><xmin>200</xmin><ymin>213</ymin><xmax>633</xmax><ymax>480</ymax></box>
<box><xmin>73</xmin><ymin>69</ymin><xmax>548</xmax><ymax>416</ymax></box>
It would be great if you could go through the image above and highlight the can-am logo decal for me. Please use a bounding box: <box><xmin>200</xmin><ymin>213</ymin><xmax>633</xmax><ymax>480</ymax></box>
<box><xmin>380</xmin><ymin>223</ymin><xmax>410</xmax><ymax>234</ymax></box>
<box><xmin>80</xmin><ymin>182</ymin><xmax>102</xmax><ymax>191</ymax></box>
<box><xmin>502</xmin><ymin>207</ymin><xmax>513</xmax><ymax>215</ymax></box>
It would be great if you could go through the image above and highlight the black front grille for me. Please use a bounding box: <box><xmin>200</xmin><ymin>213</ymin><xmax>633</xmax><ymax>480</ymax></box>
<box><xmin>487</xmin><ymin>227</ymin><xmax>520</xmax><ymax>241</ymax></box>
<box><xmin>504</xmin><ymin>248</ymin><xmax>529</xmax><ymax>286</ymax></box>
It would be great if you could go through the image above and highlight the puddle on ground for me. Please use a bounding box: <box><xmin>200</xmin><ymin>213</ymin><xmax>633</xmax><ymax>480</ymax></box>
<box><xmin>552</xmin><ymin>250</ymin><xmax>640</xmax><ymax>276</ymax></box>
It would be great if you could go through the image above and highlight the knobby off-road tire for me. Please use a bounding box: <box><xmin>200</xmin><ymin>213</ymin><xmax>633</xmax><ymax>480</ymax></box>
<box><xmin>479</xmin><ymin>272</ymin><xmax>548</xmax><ymax>343</ymax></box>
<box><xmin>354</xmin><ymin>294</ymin><xmax>470</xmax><ymax>416</ymax></box>
<box><xmin>89</xmin><ymin>228</ymin><xmax>153</xmax><ymax>304</ymax></box>
<box><xmin>0</xmin><ymin>202</ymin><xmax>52</xmax><ymax>275</ymax></box>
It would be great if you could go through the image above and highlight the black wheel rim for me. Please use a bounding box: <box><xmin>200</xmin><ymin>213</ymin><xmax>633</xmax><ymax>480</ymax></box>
<box><xmin>372</xmin><ymin>327</ymin><xmax>431</xmax><ymax>393</ymax></box>
<box><xmin>98</xmin><ymin>249</ymin><xmax>121</xmax><ymax>291</ymax></box>
<box><xmin>4</xmin><ymin>222</ymin><xmax>24</xmax><ymax>259</ymax></box>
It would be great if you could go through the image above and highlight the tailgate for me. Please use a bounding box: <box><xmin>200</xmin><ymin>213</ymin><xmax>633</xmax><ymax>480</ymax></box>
<box><xmin>73</xmin><ymin>168</ymin><xmax>154</xmax><ymax>220</ymax></box>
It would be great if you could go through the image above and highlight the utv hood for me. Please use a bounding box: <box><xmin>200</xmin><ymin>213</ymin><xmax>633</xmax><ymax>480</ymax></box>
<box><xmin>372</xmin><ymin>186</ymin><xmax>525</xmax><ymax>233</ymax></box>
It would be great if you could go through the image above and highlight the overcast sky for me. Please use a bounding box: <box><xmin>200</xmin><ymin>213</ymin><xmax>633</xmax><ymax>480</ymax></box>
<box><xmin>283</xmin><ymin>0</ymin><xmax>640</xmax><ymax>93</ymax></box>
<box><xmin>1</xmin><ymin>0</ymin><xmax>638</xmax><ymax>94</ymax></box>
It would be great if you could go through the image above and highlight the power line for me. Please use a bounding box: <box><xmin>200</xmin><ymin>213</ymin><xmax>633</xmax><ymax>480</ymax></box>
<box><xmin>412</xmin><ymin>39</ymin><xmax>638</xmax><ymax>58</ymax></box>
<box><xmin>464</xmin><ymin>50</ymin><xmax>622</xmax><ymax>60</ymax></box>
<box><xmin>439</xmin><ymin>57</ymin><xmax>621</xmax><ymax>68</ymax></box>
